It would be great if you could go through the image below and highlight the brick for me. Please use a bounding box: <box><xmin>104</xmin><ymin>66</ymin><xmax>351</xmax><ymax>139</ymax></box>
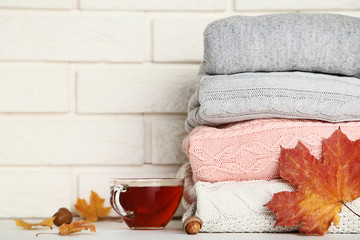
<box><xmin>153</xmin><ymin>18</ymin><xmax>214</xmax><ymax>62</ymax></box>
<box><xmin>0</xmin><ymin>0</ymin><xmax>76</xmax><ymax>9</ymax></box>
<box><xmin>77</xmin><ymin>68</ymin><xmax>197</xmax><ymax>113</ymax></box>
<box><xmin>152</xmin><ymin>119</ymin><xmax>188</xmax><ymax>165</ymax></box>
<box><xmin>0</xmin><ymin>168</ymin><xmax>71</xmax><ymax>218</ymax></box>
<box><xmin>80</xmin><ymin>0</ymin><xmax>227</xmax><ymax>11</ymax></box>
<box><xmin>76</xmin><ymin>165</ymin><xmax>184</xmax><ymax>217</ymax></box>
<box><xmin>0</xmin><ymin>15</ymin><xmax>144</xmax><ymax>62</ymax></box>
<box><xmin>0</xmin><ymin>119</ymin><xmax>144</xmax><ymax>165</ymax></box>
<box><xmin>0</xmin><ymin>66</ymin><xmax>69</xmax><ymax>112</ymax></box>
<box><xmin>235</xmin><ymin>0</ymin><xmax>360</xmax><ymax>10</ymax></box>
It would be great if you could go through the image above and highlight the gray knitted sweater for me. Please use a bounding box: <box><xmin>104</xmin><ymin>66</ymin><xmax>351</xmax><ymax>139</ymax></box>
<box><xmin>203</xmin><ymin>13</ymin><xmax>360</xmax><ymax>77</ymax></box>
<box><xmin>186</xmin><ymin>70</ymin><xmax>360</xmax><ymax>132</ymax></box>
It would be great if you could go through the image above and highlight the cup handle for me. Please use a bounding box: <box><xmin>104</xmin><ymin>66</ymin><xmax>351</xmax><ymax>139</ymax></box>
<box><xmin>110</xmin><ymin>184</ymin><xmax>135</xmax><ymax>218</ymax></box>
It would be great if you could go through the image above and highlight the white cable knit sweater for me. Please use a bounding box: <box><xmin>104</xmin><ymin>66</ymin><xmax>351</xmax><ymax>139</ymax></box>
<box><xmin>182</xmin><ymin>180</ymin><xmax>360</xmax><ymax>233</ymax></box>
<box><xmin>178</xmin><ymin>163</ymin><xmax>360</xmax><ymax>233</ymax></box>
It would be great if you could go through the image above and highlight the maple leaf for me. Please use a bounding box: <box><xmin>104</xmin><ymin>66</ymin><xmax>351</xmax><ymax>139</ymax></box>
<box><xmin>15</xmin><ymin>217</ymin><xmax>55</xmax><ymax>230</ymax></box>
<box><xmin>75</xmin><ymin>191</ymin><xmax>112</xmax><ymax>222</ymax></box>
<box><xmin>36</xmin><ymin>220</ymin><xmax>96</xmax><ymax>237</ymax></box>
<box><xmin>265</xmin><ymin>128</ymin><xmax>360</xmax><ymax>235</ymax></box>
<box><xmin>58</xmin><ymin>219</ymin><xmax>96</xmax><ymax>235</ymax></box>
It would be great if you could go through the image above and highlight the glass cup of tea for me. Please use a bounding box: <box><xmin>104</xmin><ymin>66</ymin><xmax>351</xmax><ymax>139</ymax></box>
<box><xmin>109</xmin><ymin>178</ymin><xmax>184</xmax><ymax>230</ymax></box>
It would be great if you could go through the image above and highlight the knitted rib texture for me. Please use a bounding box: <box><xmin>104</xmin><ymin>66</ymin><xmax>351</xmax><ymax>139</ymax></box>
<box><xmin>186</xmin><ymin>71</ymin><xmax>360</xmax><ymax>131</ymax></box>
<box><xmin>182</xmin><ymin>180</ymin><xmax>360</xmax><ymax>233</ymax></box>
<box><xmin>203</xmin><ymin>13</ymin><xmax>360</xmax><ymax>77</ymax></box>
<box><xmin>176</xmin><ymin>162</ymin><xmax>196</xmax><ymax>210</ymax></box>
<box><xmin>184</xmin><ymin>119</ymin><xmax>360</xmax><ymax>182</ymax></box>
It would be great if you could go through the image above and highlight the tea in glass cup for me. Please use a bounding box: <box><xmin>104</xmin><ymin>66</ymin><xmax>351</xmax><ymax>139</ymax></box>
<box><xmin>109</xmin><ymin>178</ymin><xmax>184</xmax><ymax>230</ymax></box>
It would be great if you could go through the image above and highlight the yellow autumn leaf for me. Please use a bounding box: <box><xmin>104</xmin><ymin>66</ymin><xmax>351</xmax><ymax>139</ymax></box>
<box><xmin>75</xmin><ymin>191</ymin><xmax>112</xmax><ymax>222</ymax></box>
<box><xmin>36</xmin><ymin>220</ymin><xmax>96</xmax><ymax>237</ymax></box>
<box><xmin>58</xmin><ymin>219</ymin><xmax>96</xmax><ymax>235</ymax></box>
<box><xmin>15</xmin><ymin>217</ymin><xmax>55</xmax><ymax>230</ymax></box>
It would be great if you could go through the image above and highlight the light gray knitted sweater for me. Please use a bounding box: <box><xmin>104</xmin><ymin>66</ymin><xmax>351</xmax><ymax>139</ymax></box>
<box><xmin>186</xmin><ymin>70</ymin><xmax>360</xmax><ymax>132</ymax></box>
<box><xmin>203</xmin><ymin>13</ymin><xmax>360</xmax><ymax>77</ymax></box>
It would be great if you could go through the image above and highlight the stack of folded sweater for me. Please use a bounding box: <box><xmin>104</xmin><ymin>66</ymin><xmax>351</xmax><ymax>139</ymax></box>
<box><xmin>178</xmin><ymin>13</ymin><xmax>360</xmax><ymax>233</ymax></box>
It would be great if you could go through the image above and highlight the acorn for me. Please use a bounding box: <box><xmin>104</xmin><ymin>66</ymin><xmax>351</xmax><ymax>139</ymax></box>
<box><xmin>183</xmin><ymin>216</ymin><xmax>203</xmax><ymax>235</ymax></box>
<box><xmin>53</xmin><ymin>208</ymin><xmax>73</xmax><ymax>226</ymax></box>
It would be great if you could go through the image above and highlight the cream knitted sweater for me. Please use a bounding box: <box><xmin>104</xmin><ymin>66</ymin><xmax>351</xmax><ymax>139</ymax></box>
<box><xmin>182</xmin><ymin>179</ymin><xmax>360</xmax><ymax>233</ymax></box>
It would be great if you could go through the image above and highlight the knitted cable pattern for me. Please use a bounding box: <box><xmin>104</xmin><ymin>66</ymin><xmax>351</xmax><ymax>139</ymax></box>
<box><xmin>185</xmin><ymin>71</ymin><xmax>360</xmax><ymax>132</ymax></box>
<box><xmin>182</xmin><ymin>180</ymin><xmax>360</xmax><ymax>233</ymax></box>
<box><xmin>184</xmin><ymin>119</ymin><xmax>360</xmax><ymax>183</ymax></box>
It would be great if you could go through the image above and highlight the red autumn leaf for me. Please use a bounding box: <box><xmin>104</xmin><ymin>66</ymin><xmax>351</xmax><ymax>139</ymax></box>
<box><xmin>265</xmin><ymin>128</ymin><xmax>360</xmax><ymax>235</ymax></box>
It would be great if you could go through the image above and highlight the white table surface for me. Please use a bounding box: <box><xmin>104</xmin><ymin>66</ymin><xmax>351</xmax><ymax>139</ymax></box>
<box><xmin>1</xmin><ymin>219</ymin><xmax>360</xmax><ymax>240</ymax></box>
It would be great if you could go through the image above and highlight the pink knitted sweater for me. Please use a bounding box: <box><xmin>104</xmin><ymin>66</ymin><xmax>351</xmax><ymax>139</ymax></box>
<box><xmin>184</xmin><ymin>119</ymin><xmax>360</xmax><ymax>182</ymax></box>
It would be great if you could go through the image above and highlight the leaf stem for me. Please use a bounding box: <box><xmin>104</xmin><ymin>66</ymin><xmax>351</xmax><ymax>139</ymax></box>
<box><xmin>36</xmin><ymin>233</ymin><xmax>59</xmax><ymax>237</ymax></box>
<box><xmin>341</xmin><ymin>201</ymin><xmax>360</xmax><ymax>218</ymax></box>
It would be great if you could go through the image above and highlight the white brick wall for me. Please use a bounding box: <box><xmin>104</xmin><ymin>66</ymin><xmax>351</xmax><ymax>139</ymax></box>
<box><xmin>0</xmin><ymin>119</ymin><xmax>144</xmax><ymax>165</ymax></box>
<box><xmin>153</xmin><ymin>18</ymin><xmax>215</xmax><ymax>62</ymax></box>
<box><xmin>152</xmin><ymin>118</ymin><xmax>188</xmax><ymax>165</ymax></box>
<box><xmin>0</xmin><ymin>0</ymin><xmax>76</xmax><ymax>9</ymax></box>
<box><xmin>0</xmin><ymin>65</ymin><xmax>69</xmax><ymax>112</ymax></box>
<box><xmin>0</xmin><ymin>0</ymin><xmax>359</xmax><ymax>218</ymax></box>
<box><xmin>0</xmin><ymin>167</ymin><xmax>71</xmax><ymax>218</ymax></box>
<box><xmin>80</xmin><ymin>0</ymin><xmax>228</xmax><ymax>11</ymax></box>
<box><xmin>0</xmin><ymin>15</ymin><xmax>144</xmax><ymax>62</ymax></box>
<box><xmin>235</xmin><ymin>0</ymin><xmax>360</xmax><ymax>10</ymax></box>
<box><xmin>77</xmin><ymin>67</ymin><xmax>197</xmax><ymax>113</ymax></box>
